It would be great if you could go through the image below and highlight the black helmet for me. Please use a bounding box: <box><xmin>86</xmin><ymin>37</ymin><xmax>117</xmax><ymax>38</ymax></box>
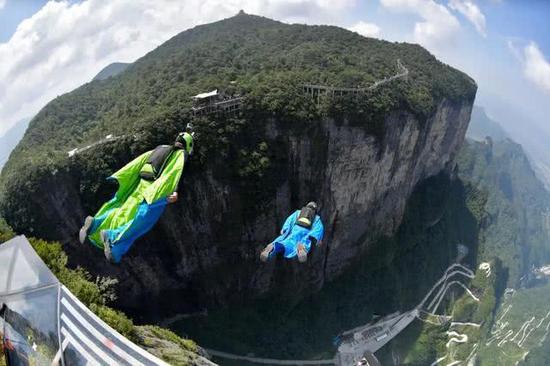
<box><xmin>306</xmin><ymin>201</ymin><xmax>318</xmax><ymax>211</ymax></box>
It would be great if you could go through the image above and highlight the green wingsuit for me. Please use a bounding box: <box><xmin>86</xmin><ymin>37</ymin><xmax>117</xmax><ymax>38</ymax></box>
<box><xmin>84</xmin><ymin>133</ymin><xmax>192</xmax><ymax>263</ymax></box>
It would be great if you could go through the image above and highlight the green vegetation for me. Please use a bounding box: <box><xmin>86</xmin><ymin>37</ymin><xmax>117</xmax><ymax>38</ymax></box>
<box><xmin>478</xmin><ymin>283</ymin><xmax>550</xmax><ymax>365</ymax></box>
<box><xmin>136</xmin><ymin>325</ymin><xmax>206</xmax><ymax>365</ymax></box>
<box><xmin>0</xmin><ymin>224</ymin><xmax>202</xmax><ymax>365</ymax></box>
<box><xmin>390</xmin><ymin>321</ymin><xmax>446</xmax><ymax>366</ymax></box>
<box><xmin>93</xmin><ymin>62</ymin><xmax>130</xmax><ymax>81</ymax></box>
<box><xmin>0</xmin><ymin>217</ymin><xmax>12</xmax><ymax>242</ymax></box>
<box><xmin>237</xmin><ymin>142</ymin><xmax>271</xmax><ymax>179</ymax></box>
<box><xmin>522</xmin><ymin>302</ymin><xmax>550</xmax><ymax>365</ymax></box>
<box><xmin>381</xmin><ymin>260</ymin><xmax>504</xmax><ymax>365</ymax></box>
<box><xmin>456</xmin><ymin>139</ymin><xmax>550</xmax><ymax>286</ymax></box>
<box><xmin>141</xmin><ymin>325</ymin><xmax>198</xmax><ymax>353</ymax></box>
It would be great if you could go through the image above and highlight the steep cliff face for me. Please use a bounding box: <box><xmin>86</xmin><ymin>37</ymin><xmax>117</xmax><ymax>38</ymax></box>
<box><xmin>12</xmin><ymin>97</ymin><xmax>473</xmax><ymax>319</ymax></box>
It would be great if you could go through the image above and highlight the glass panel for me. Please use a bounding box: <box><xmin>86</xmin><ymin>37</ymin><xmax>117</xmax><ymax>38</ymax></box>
<box><xmin>7</xmin><ymin>249</ymin><xmax>41</xmax><ymax>294</ymax></box>
<box><xmin>0</xmin><ymin>236</ymin><xmax>58</xmax><ymax>295</ymax></box>
<box><xmin>2</xmin><ymin>286</ymin><xmax>60</xmax><ymax>365</ymax></box>
<box><xmin>0</xmin><ymin>246</ymin><xmax>15</xmax><ymax>294</ymax></box>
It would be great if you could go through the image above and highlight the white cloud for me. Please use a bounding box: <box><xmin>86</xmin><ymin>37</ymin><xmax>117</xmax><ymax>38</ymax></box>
<box><xmin>448</xmin><ymin>0</ymin><xmax>486</xmax><ymax>37</ymax></box>
<box><xmin>0</xmin><ymin>0</ymin><xmax>354</xmax><ymax>137</ymax></box>
<box><xmin>506</xmin><ymin>39</ymin><xmax>522</xmax><ymax>61</ymax></box>
<box><xmin>380</xmin><ymin>0</ymin><xmax>460</xmax><ymax>53</ymax></box>
<box><xmin>523</xmin><ymin>42</ymin><xmax>550</xmax><ymax>93</ymax></box>
<box><xmin>0</xmin><ymin>0</ymin><xmax>6</xmax><ymax>10</ymax></box>
<box><xmin>348</xmin><ymin>21</ymin><xmax>380</xmax><ymax>37</ymax></box>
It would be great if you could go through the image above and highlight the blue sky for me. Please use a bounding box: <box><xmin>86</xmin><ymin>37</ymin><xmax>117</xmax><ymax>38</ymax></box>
<box><xmin>0</xmin><ymin>0</ymin><xmax>548</xmax><ymax>147</ymax></box>
<box><xmin>0</xmin><ymin>0</ymin><xmax>45</xmax><ymax>42</ymax></box>
<box><xmin>350</xmin><ymin>1</ymin><xmax>550</xmax><ymax>121</ymax></box>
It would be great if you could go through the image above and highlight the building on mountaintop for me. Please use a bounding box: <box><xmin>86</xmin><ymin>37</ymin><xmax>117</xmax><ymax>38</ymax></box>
<box><xmin>191</xmin><ymin>89</ymin><xmax>243</xmax><ymax>116</ymax></box>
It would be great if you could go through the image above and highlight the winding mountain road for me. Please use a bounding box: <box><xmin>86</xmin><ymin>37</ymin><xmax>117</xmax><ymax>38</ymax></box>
<box><xmin>336</xmin><ymin>263</ymin><xmax>475</xmax><ymax>363</ymax></box>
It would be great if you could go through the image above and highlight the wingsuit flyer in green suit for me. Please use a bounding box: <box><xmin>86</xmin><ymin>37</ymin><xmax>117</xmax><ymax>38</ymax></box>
<box><xmin>79</xmin><ymin>131</ymin><xmax>194</xmax><ymax>263</ymax></box>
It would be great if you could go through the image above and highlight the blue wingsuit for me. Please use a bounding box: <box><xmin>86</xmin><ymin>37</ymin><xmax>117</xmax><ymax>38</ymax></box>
<box><xmin>270</xmin><ymin>210</ymin><xmax>325</xmax><ymax>259</ymax></box>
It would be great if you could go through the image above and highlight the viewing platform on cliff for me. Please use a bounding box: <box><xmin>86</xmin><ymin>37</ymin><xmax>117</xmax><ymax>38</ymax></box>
<box><xmin>191</xmin><ymin>89</ymin><xmax>243</xmax><ymax>116</ymax></box>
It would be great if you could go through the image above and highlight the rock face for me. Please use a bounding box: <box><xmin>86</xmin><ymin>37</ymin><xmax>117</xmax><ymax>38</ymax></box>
<box><xmin>24</xmin><ymin>97</ymin><xmax>473</xmax><ymax>320</ymax></box>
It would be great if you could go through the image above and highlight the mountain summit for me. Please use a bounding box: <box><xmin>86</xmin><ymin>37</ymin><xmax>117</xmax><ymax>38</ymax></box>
<box><xmin>92</xmin><ymin>62</ymin><xmax>130</xmax><ymax>81</ymax></box>
<box><xmin>2</xmin><ymin>12</ymin><xmax>475</xmax><ymax>179</ymax></box>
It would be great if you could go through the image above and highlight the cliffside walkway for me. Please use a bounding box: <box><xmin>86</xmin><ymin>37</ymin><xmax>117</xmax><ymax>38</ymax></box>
<box><xmin>67</xmin><ymin>134</ymin><xmax>125</xmax><ymax>157</ymax></box>
<box><xmin>303</xmin><ymin>59</ymin><xmax>409</xmax><ymax>102</ymax></box>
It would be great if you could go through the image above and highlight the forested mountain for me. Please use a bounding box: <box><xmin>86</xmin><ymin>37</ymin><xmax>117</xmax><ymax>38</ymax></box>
<box><xmin>466</xmin><ymin>104</ymin><xmax>550</xmax><ymax>198</ymax></box>
<box><xmin>182</xmin><ymin>138</ymin><xmax>550</xmax><ymax>364</ymax></box>
<box><xmin>0</xmin><ymin>9</ymin><xmax>476</xmax><ymax>303</ymax></box>
<box><xmin>0</xmin><ymin>117</ymin><xmax>30</xmax><ymax>170</ymax></box>
<box><xmin>476</xmin><ymin>93</ymin><xmax>550</xmax><ymax>191</ymax></box>
<box><xmin>92</xmin><ymin>62</ymin><xmax>130</xmax><ymax>81</ymax></box>
<box><xmin>457</xmin><ymin>139</ymin><xmax>550</xmax><ymax>286</ymax></box>
<box><xmin>377</xmin><ymin>139</ymin><xmax>550</xmax><ymax>365</ymax></box>
<box><xmin>1</xmin><ymin>11</ymin><xmax>474</xmax><ymax>191</ymax></box>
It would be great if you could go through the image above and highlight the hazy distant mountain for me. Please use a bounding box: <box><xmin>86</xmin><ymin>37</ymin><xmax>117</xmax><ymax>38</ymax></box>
<box><xmin>92</xmin><ymin>62</ymin><xmax>130</xmax><ymax>81</ymax></box>
<box><xmin>476</xmin><ymin>93</ymin><xmax>550</xmax><ymax>190</ymax></box>
<box><xmin>466</xmin><ymin>105</ymin><xmax>509</xmax><ymax>141</ymax></box>
<box><xmin>533</xmin><ymin>161</ymin><xmax>550</xmax><ymax>191</ymax></box>
<box><xmin>0</xmin><ymin>64</ymin><xmax>128</xmax><ymax>167</ymax></box>
<box><xmin>0</xmin><ymin>117</ymin><xmax>31</xmax><ymax>170</ymax></box>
